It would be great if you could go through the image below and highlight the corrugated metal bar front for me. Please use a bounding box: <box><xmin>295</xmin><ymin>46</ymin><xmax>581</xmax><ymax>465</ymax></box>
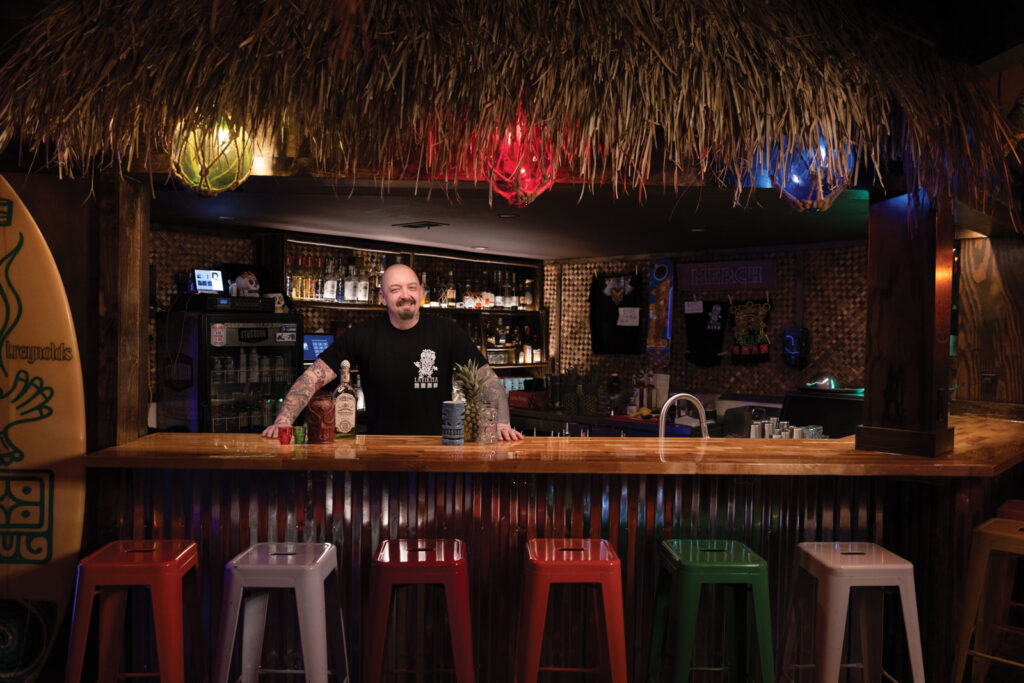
<box><xmin>88</xmin><ymin>468</ymin><xmax>933</xmax><ymax>683</ymax></box>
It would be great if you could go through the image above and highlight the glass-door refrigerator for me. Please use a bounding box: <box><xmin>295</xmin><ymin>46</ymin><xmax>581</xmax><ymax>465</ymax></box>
<box><xmin>157</xmin><ymin>312</ymin><xmax>303</xmax><ymax>432</ymax></box>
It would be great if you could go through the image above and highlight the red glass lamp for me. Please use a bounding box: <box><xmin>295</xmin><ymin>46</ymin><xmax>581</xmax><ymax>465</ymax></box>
<box><xmin>487</xmin><ymin>112</ymin><xmax>556</xmax><ymax>207</ymax></box>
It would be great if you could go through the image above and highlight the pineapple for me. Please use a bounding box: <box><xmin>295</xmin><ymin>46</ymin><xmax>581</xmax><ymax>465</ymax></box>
<box><xmin>452</xmin><ymin>359</ymin><xmax>482</xmax><ymax>442</ymax></box>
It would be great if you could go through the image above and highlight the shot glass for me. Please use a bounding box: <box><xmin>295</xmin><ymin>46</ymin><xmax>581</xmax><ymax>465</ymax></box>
<box><xmin>277</xmin><ymin>425</ymin><xmax>293</xmax><ymax>445</ymax></box>
<box><xmin>293</xmin><ymin>426</ymin><xmax>306</xmax><ymax>445</ymax></box>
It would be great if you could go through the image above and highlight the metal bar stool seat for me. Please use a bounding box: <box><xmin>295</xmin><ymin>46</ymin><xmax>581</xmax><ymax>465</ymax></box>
<box><xmin>648</xmin><ymin>538</ymin><xmax>774</xmax><ymax>683</ymax></box>
<box><xmin>515</xmin><ymin>538</ymin><xmax>628</xmax><ymax>683</ymax></box>
<box><xmin>364</xmin><ymin>538</ymin><xmax>475</xmax><ymax>683</ymax></box>
<box><xmin>953</xmin><ymin>517</ymin><xmax>1024</xmax><ymax>683</ymax></box>
<box><xmin>65</xmin><ymin>539</ymin><xmax>199</xmax><ymax>683</ymax></box>
<box><xmin>213</xmin><ymin>542</ymin><xmax>349</xmax><ymax>683</ymax></box>
<box><xmin>795</xmin><ymin>541</ymin><xmax>924</xmax><ymax>683</ymax></box>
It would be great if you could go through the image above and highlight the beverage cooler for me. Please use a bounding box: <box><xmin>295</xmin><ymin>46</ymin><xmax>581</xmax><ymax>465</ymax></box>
<box><xmin>158</xmin><ymin>312</ymin><xmax>303</xmax><ymax>433</ymax></box>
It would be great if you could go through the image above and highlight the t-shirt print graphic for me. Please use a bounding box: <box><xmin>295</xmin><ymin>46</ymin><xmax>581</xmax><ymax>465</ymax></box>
<box><xmin>413</xmin><ymin>348</ymin><xmax>438</xmax><ymax>389</ymax></box>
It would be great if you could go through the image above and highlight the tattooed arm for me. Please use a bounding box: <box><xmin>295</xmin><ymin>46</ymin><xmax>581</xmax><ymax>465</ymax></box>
<box><xmin>261</xmin><ymin>359</ymin><xmax>338</xmax><ymax>438</ymax></box>
<box><xmin>477</xmin><ymin>363</ymin><xmax>524</xmax><ymax>441</ymax></box>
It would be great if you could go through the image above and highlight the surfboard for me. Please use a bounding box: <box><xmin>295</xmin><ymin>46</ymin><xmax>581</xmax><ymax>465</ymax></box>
<box><xmin>0</xmin><ymin>175</ymin><xmax>86</xmax><ymax>682</ymax></box>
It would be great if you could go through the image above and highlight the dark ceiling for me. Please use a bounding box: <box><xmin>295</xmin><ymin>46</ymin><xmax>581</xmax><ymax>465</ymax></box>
<box><xmin>150</xmin><ymin>177</ymin><xmax>870</xmax><ymax>261</ymax></box>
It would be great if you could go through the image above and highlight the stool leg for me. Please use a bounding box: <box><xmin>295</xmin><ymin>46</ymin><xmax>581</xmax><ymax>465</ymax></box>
<box><xmin>974</xmin><ymin>554</ymin><xmax>1014</xmax><ymax>683</ymax></box>
<box><xmin>240</xmin><ymin>591</ymin><xmax>270</xmax><ymax>683</ymax></box>
<box><xmin>814</xmin><ymin>575</ymin><xmax>850</xmax><ymax>683</ymax></box>
<box><xmin>855</xmin><ymin>588</ymin><xmax>883</xmax><ymax>683</ymax></box>
<box><xmin>295</xmin><ymin>576</ymin><xmax>330</xmax><ymax>683</ymax></box>
<box><xmin>65</xmin><ymin>572</ymin><xmax>97</xmax><ymax>683</ymax></box>
<box><xmin>599</xmin><ymin>572</ymin><xmax>628</xmax><ymax>683</ymax></box>
<box><xmin>750</xmin><ymin>572</ymin><xmax>776</xmax><ymax>683</ymax></box>
<box><xmin>648</xmin><ymin>564</ymin><xmax>672</xmax><ymax>683</ymax></box>
<box><xmin>896</xmin><ymin>574</ymin><xmax>925</xmax><ymax>683</ymax></box>
<box><xmin>324</xmin><ymin>570</ymin><xmax>349</xmax><ymax>683</ymax></box>
<box><xmin>364</xmin><ymin>575</ymin><xmax>394</xmax><ymax>683</ymax></box>
<box><xmin>722</xmin><ymin>584</ymin><xmax>743</xmax><ymax>683</ymax></box>
<box><xmin>672</xmin><ymin>575</ymin><xmax>703</xmax><ymax>683</ymax></box>
<box><xmin>150</xmin><ymin>575</ymin><xmax>186</xmax><ymax>683</ymax></box>
<box><xmin>96</xmin><ymin>589</ymin><xmax>128</xmax><ymax>683</ymax></box>
<box><xmin>515</xmin><ymin>570</ymin><xmax>550</xmax><ymax>683</ymax></box>
<box><xmin>444</xmin><ymin>568</ymin><xmax>477</xmax><ymax>683</ymax></box>
<box><xmin>214</xmin><ymin>568</ymin><xmax>245</xmax><ymax>683</ymax></box>
<box><xmin>954</xmin><ymin>544</ymin><xmax>992</xmax><ymax>683</ymax></box>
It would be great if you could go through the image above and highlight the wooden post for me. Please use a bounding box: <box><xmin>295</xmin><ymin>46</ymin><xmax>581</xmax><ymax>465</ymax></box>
<box><xmin>856</xmin><ymin>192</ymin><xmax>955</xmax><ymax>456</ymax></box>
<box><xmin>95</xmin><ymin>174</ymin><xmax>150</xmax><ymax>448</ymax></box>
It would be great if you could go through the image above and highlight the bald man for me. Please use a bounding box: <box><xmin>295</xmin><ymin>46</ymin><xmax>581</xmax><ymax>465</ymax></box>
<box><xmin>263</xmin><ymin>264</ymin><xmax>524</xmax><ymax>440</ymax></box>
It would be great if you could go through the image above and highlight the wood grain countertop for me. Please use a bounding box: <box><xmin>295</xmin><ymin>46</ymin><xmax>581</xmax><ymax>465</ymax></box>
<box><xmin>84</xmin><ymin>416</ymin><xmax>1024</xmax><ymax>477</ymax></box>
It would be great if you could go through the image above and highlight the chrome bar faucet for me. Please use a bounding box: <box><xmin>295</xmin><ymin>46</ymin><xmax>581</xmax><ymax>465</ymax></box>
<box><xmin>658</xmin><ymin>393</ymin><xmax>710</xmax><ymax>439</ymax></box>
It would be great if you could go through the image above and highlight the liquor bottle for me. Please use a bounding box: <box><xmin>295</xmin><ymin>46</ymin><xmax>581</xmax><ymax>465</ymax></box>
<box><xmin>335</xmin><ymin>259</ymin><xmax>347</xmax><ymax>303</ymax></box>
<box><xmin>523</xmin><ymin>278</ymin><xmax>535</xmax><ymax>309</ymax></box>
<box><xmin>323</xmin><ymin>259</ymin><xmax>338</xmax><ymax>301</ymax></box>
<box><xmin>314</xmin><ymin>257</ymin><xmax>324</xmax><ymax>300</ymax></box>
<box><xmin>420</xmin><ymin>271</ymin><xmax>430</xmax><ymax>306</ymax></box>
<box><xmin>291</xmin><ymin>256</ymin><xmax>303</xmax><ymax>299</ymax></box>
<box><xmin>284</xmin><ymin>255</ymin><xmax>294</xmax><ymax>299</ymax></box>
<box><xmin>480</xmin><ymin>271</ymin><xmax>493</xmax><ymax>309</ymax></box>
<box><xmin>356</xmin><ymin>265</ymin><xmax>370</xmax><ymax>303</ymax></box>
<box><xmin>509</xmin><ymin>273</ymin><xmax>519</xmax><ymax>310</ymax></box>
<box><xmin>343</xmin><ymin>264</ymin><xmax>357</xmax><ymax>302</ymax></box>
<box><xmin>445</xmin><ymin>271</ymin><xmax>457</xmax><ymax>308</ymax></box>
<box><xmin>333</xmin><ymin>360</ymin><xmax>357</xmax><ymax>436</ymax></box>
<box><xmin>297</xmin><ymin>256</ymin><xmax>307</xmax><ymax>299</ymax></box>
<box><xmin>502</xmin><ymin>272</ymin><xmax>513</xmax><ymax>309</ymax></box>
<box><xmin>522</xmin><ymin>324</ymin><xmax>533</xmax><ymax>364</ymax></box>
<box><xmin>353</xmin><ymin>369</ymin><xmax>366</xmax><ymax>411</ymax></box>
<box><xmin>496</xmin><ymin>317</ymin><xmax>507</xmax><ymax>346</ymax></box>
<box><xmin>489</xmin><ymin>270</ymin><xmax>501</xmax><ymax>309</ymax></box>
<box><xmin>462</xmin><ymin>278</ymin><xmax>474</xmax><ymax>309</ymax></box>
<box><xmin>485</xmin><ymin>318</ymin><xmax>497</xmax><ymax>347</ymax></box>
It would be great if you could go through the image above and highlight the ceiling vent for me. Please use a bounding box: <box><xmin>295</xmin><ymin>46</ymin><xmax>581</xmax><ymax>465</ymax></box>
<box><xmin>391</xmin><ymin>220</ymin><xmax>449</xmax><ymax>230</ymax></box>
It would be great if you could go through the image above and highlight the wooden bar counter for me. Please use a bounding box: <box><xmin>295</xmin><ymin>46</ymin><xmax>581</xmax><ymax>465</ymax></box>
<box><xmin>84</xmin><ymin>415</ymin><xmax>1024</xmax><ymax>683</ymax></box>
<box><xmin>86</xmin><ymin>415</ymin><xmax>1024</xmax><ymax>477</ymax></box>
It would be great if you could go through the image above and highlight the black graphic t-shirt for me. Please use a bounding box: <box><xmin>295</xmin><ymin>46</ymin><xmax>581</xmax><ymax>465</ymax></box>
<box><xmin>589</xmin><ymin>274</ymin><xmax>645</xmax><ymax>354</ymax></box>
<box><xmin>318</xmin><ymin>314</ymin><xmax>485</xmax><ymax>435</ymax></box>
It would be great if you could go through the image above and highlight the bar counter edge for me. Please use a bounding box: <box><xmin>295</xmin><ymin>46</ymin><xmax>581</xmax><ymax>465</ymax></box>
<box><xmin>84</xmin><ymin>415</ymin><xmax>1024</xmax><ymax>477</ymax></box>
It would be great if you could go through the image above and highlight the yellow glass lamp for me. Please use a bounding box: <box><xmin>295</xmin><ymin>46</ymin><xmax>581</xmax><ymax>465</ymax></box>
<box><xmin>171</xmin><ymin>117</ymin><xmax>254</xmax><ymax>196</ymax></box>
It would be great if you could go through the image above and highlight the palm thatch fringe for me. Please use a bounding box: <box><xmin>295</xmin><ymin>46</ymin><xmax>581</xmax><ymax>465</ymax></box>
<box><xmin>0</xmin><ymin>0</ymin><xmax>1015</xmax><ymax>213</ymax></box>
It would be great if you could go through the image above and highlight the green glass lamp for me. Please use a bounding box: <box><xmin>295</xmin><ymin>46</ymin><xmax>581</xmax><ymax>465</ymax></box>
<box><xmin>171</xmin><ymin>116</ymin><xmax>254</xmax><ymax>196</ymax></box>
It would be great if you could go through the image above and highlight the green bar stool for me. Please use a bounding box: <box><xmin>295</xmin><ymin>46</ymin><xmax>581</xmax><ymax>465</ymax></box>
<box><xmin>649</xmin><ymin>539</ymin><xmax>775</xmax><ymax>683</ymax></box>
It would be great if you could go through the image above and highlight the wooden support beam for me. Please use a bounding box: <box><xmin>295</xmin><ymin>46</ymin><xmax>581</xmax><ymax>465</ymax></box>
<box><xmin>856</xmin><ymin>192</ymin><xmax>955</xmax><ymax>456</ymax></box>
<box><xmin>95</xmin><ymin>174</ymin><xmax>150</xmax><ymax>448</ymax></box>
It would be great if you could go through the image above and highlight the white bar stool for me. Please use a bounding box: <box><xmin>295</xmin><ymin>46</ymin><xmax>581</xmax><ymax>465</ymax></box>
<box><xmin>214</xmin><ymin>542</ymin><xmax>349</xmax><ymax>683</ymax></box>
<box><xmin>796</xmin><ymin>541</ymin><xmax>925</xmax><ymax>683</ymax></box>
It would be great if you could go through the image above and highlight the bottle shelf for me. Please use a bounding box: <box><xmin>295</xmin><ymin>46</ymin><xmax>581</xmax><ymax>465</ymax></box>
<box><xmin>489</xmin><ymin>362</ymin><xmax>550</xmax><ymax>371</ymax></box>
<box><xmin>293</xmin><ymin>300</ymin><xmax>385</xmax><ymax>311</ymax></box>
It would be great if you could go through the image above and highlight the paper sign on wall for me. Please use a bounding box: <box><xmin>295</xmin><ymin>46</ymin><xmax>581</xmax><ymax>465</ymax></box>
<box><xmin>617</xmin><ymin>307</ymin><xmax>640</xmax><ymax>326</ymax></box>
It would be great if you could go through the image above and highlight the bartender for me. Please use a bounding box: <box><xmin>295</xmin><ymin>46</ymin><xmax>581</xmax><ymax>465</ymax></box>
<box><xmin>263</xmin><ymin>264</ymin><xmax>523</xmax><ymax>440</ymax></box>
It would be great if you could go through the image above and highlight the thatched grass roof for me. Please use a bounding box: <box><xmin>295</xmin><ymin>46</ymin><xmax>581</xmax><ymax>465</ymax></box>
<box><xmin>0</xmin><ymin>0</ymin><xmax>1016</xmax><ymax>213</ymax></box>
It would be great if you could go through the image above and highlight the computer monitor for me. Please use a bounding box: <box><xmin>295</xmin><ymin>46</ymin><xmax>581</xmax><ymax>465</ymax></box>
<box><xmin>191</xmin><ymin>268</ymin><xmax>224</xmax><ymax>293</ymax></box>
<box><xmin>302</xmin><ymin>333</ymin><xmax>335</xmax><ymax>362</ymax></box>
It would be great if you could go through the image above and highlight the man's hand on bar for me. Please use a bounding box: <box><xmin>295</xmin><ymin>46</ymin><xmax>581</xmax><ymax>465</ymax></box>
<box><xmin>497</xmin><ymin>423</ymin><xmax>523</xmax><ymax>441</ymax></box>
<box><xmin>261</xmin><ymin>423</ymin><xmax>284</xmax><ymax>438</ymax></box>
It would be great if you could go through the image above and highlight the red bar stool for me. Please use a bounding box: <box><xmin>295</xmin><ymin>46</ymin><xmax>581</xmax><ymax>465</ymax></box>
<box><xmin>364</xmin><ymin>538</ymin><xmax>475</xmax><ymax>683</ymax></box>
<box><xmin>65</xmin><ymin>539</ymin><xmax>199</xmax><ymax>683</ymax></box>
<box><xmin>515</xmin><ymin>538</ymin><xmax>627</xmax><ymax>683</ymax></box>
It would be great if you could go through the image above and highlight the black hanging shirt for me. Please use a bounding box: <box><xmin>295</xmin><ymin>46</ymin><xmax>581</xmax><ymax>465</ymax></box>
<box><xmin>318</xmin><ymin>314</ymin><xmax>485</xmax><ymax>435</ymax></box>
<box><xmin>589</xmin><ymin>274</ymin><xmax>645</xmax><ymax>354</ymax></box>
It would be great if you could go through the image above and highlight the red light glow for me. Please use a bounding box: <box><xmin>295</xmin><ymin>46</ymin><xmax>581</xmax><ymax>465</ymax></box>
<box><xmin>487</xmin><ymin>111</ymin><xmax>555</xmax><ymax>207</ymax></box>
